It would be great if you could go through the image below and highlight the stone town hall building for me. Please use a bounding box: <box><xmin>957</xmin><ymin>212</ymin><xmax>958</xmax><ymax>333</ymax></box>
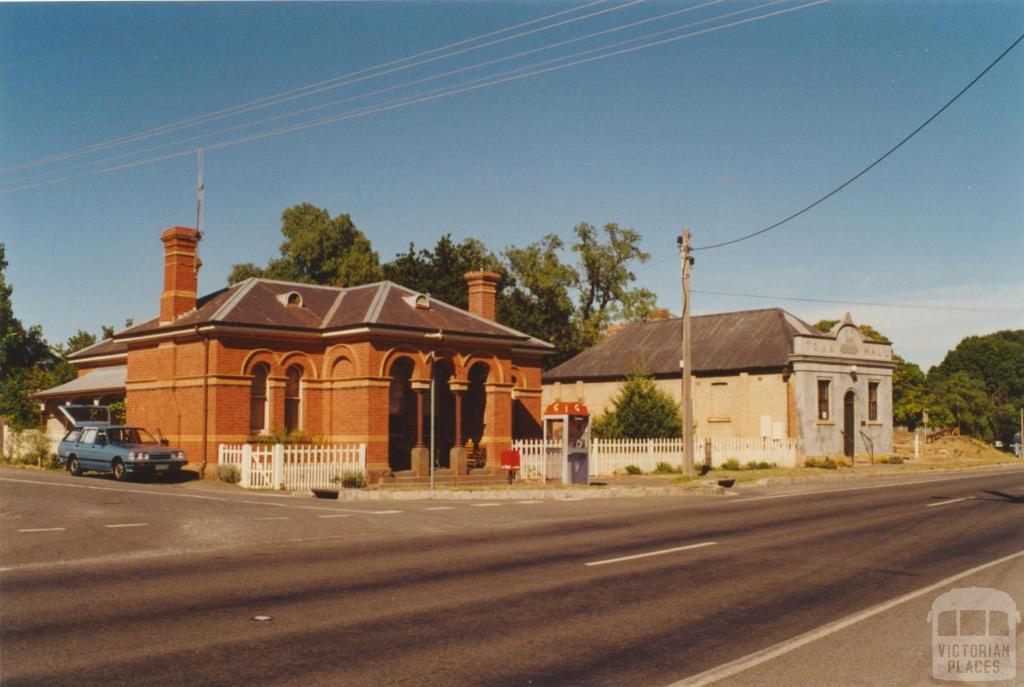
<box><xmin>36</xmin><ymin>227</ymin><xmax>551</xmax><ymax>481</ymax></box>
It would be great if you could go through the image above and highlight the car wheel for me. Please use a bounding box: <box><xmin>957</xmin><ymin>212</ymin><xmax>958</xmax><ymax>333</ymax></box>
<box><xmin>112</xmin><ymin>459</ymin><xmax>127</xmax><ymax>481</ymax></box>
<box><xmin>68</xmin><ymin>456</ymin><xmax>82</xmax><ymax>477</ymax></box>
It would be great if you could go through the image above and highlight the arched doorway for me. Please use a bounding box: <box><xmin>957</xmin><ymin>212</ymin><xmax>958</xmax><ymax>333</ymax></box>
<box><xmin>429</xmin><ymin>359</ymin><xmax>455</xmax><ymax>469</ymax></box>
<box><xmin>464</xmin><ymin>362</ymin><xmax>489</xmax><ymax>465</ymax></box>
<box><xmin>388</xmin><ymin>357</ymin><xmax>416</xmax><ymax>472</ymax></box>
<box><xmin>843</xmin><ymin>390</ymin><xmax>856</xmax><ymax>457</ymax></box>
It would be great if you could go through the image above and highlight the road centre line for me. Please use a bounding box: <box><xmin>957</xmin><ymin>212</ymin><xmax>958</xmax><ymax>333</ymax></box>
<box><xmin>256</xmin><ymin>516</ymin><xmax>289</xmax><ymax>521</ymax></box>
<box><xmin>470</xmin><ymin>503</ymin><xmax>501</xmax><ymax>508</ymax></box>
<box><xmin>372</xmin><ymin>510</ymin><xmax>403</xmax><ymax>515</ymax></box>
<box><xmin>516</xmin><ymin>500</ymin><xmax>542</xmax><ymax>504</ymax></box>
<box><xmin>585</xmin><ymin>542</ymin><xmax>717</xmax><ymax>567</ymax></box>
<box><xmin>17</xmin><ymin>527</ymin><xmax>65</xmax><ymax>533</ymax></box>
<box><xmin>926</xmin><ymin>496</ymin><xmax>975</xmax><ymax>507</ymax></box>
<box><xmin>424</xmin><ymin>506</ymin><xmax>456</xmax><ymax>511</ymax></box>
<box><xmin>105</xmin><ymin>523</ymin><xmax>148</xmax><ymax>528</ymax></box>
<box><xmin>667</xmin><ymin>548</ymin><xmax>1024</xmax><ymax>687</ymax></box>
<box><xmin>316</xmin><ymin>514</ymin><xmax>351</xmax><ymax>519</ymax></box>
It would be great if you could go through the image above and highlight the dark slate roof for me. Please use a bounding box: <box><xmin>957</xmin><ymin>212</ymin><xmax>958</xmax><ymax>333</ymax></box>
<box><xmin>115</xmin><ymin>279</ymin><xmax>552</xmax><ymax>350</ymax></box>
<box><xmin>67</xmin><ymin>337</ymin><xmax>127</xmax><ymax>361</ymax></box>
<box><xmin>543</xmin><ymin>308</ymin><xmax>819</xmax><ymax>381</ymax></box>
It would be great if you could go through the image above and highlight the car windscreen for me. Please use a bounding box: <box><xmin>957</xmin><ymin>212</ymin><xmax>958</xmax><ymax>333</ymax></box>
<box><xmin>105</xmin><ymin>427</ymin><xmax>157</xmax><ymax>445</ymax></box>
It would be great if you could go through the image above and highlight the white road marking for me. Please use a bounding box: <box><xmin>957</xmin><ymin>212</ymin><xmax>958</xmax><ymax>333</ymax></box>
<box><xmin>585</xmin><ymin>542</ymin><xmax>717</xmax><ymax>567</ymax></box>
<box><xmin>667</xmin><ymin>548</ymin><xmax>1024</xmax><ymax>687</ymax></box>
<box><xmin>105</xmin><ymin>523</ymin><xmax>148</xmax><ymax>528</ymax></box>
<box><xmin>424</xmin><ymin>506</ymin><xmax>456</xmax><ymax>511</ymax></box>
<box><xmin>316</xmin><ymin>514</ymin><xmax>351</xmax><ymax>519</ymax></box>
<box><xmin>470</xmin><ymin>503</ymin><xmax>501</xmax><ymax>508</ymax></box>
<box><xmin>516</xmin><ymin>500</ymin><xmax>542</xmax><ymax>504</ymax></box>
<box><xmin>256</xmin><ymin>516</ymin><xmax>289</xmax><ymax>521</ymax></box>
<box><xmin>17</xmin><ymin>527</ymin><xmax>65</xmax><ymax>533</ymax></box>
<box><xmin>926</xmin><ymin>496</ymin><xmax>975</xmax><ymax>508</ymax></box>
<box><xmin>372</xmin><ymin>510</ymin><xmax>403</xmax><ymax>515</ymax></box>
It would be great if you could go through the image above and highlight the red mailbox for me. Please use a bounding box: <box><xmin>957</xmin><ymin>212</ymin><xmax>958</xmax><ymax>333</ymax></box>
<box><xmin>500</xmin><ymin>449</ymin><xmax>521</xmax><ymax>472</ymax></box>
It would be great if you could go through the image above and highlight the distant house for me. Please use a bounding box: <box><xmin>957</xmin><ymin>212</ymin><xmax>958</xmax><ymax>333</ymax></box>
<box><xmin>542</xmin><ymin>309</ymin><xmax>894</xmax><ymax>458</ymax></box>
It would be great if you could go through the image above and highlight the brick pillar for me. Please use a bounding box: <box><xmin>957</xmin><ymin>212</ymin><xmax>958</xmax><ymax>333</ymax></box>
<box><xmin>464</xmin><ymin>270</ymin><xmax>500</xmax><ymax>321</ymax></box>
<box><xmin>483</xmin><ymin>382</ymin><xmax>513</xmax><ymax>472</ymax></box>
<box><xmin>159</xmin><ymin>226</ymin><xmax>201</xmax><ymax>324</ymax></box>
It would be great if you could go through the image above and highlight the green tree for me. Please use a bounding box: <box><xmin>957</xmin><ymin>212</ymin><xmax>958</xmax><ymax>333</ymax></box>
<box><xmin>383</xmin><ymin>234</ymin><xmax>506</xmax><ymax>309</ymax></box>
<box><xmin>500</xmin><ymin>234</ymin><xmax>577</xmax><ymax>367</ymax></box>
<box><xmin>64</xmin><ymin>330</ymin><xmax>97</xmax><ymax>354</ymax></box>
<box><xmin>572</xmin><ymin>222</ymin><xmax>656</xmax><ymax>345</ymax></box>
<box><xmin>892</xmin><ymin>354</ymin><xmax>928</xmax><ymax>430</ymax></box>
<box><xmin>591</xmin><ymin>369</ymin><xmax>682</xmax><ymax>439</ymax></box>
<box><xmin>923</xmin><ymin>371</ymin><xmax>997</xmax><ymax>441</ymax></box>
<box><xmin>228</xmin><ymin>204</ymin><xmax>381</xmax><ymax>287</ymax></box>
<box><xmin>0</xmin><ymin>244</ymin><xmax>69</xmax><ymax>428</ymax></box>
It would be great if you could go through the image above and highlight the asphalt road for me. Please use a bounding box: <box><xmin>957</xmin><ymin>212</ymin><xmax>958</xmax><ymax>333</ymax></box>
<box><xmin>1</xmin><ymin>466</ymin><xmax>1023</xmax><ymax>686</ymax></box>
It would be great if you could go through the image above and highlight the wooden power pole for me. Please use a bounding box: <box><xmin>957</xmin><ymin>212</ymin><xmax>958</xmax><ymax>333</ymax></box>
<box><xmin>678</xmin><ymin>229</ymin><xmax>695</xmax><ymax>477</ymax></box>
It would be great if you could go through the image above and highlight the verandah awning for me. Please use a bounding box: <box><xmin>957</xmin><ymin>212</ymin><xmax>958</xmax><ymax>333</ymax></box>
<box><xmin>32</xmin><ymin>365</ymin><xmax>126</xmax><ymax>400</ymax></box>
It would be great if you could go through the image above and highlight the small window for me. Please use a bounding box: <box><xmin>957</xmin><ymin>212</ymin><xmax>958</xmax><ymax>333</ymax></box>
<box><xmin>817</xmin><ymin>380</ymin><xmax>831</xmax><ymax>421</ymax></box>
<box><xmin>250</xmin><ymin>363</ymin><xmax>269</xmax><ymax>432</ymax></box>
<box><xmin>868</xmin><ymin>382</ymin><xmax>879</xmax><ymax>421</ymax></box>
<box><xmin>80</xmin><ymin>428</ymin><xmax>98</xmax><ymax>444</ymax></box>
<box><xmin>711</xmin><ymin>382</ymin><xmax>729</xmax><ymax>419</ymax></box>
<box><xmin>64</xmin><ymin>428</ymin><xmax>81</xmax><ymax>442</ymax></box>
<box><xmin>284</xmin><ymin>365</ymin><xmax>303</xmax><ymax>433</ymax></box>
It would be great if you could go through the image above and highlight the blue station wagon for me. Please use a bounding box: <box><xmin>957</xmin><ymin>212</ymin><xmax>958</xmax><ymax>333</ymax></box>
<box><xmin>58</xmin><ymin>413</ymin><xmax>187</xmax><ymax>481</ymax></box>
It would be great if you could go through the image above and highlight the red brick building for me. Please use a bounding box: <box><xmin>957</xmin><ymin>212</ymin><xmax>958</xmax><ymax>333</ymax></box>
<box><xmin>37</xmin><ymin>226</ymin><xmax>551</xmax><ymax>481</ymax></box>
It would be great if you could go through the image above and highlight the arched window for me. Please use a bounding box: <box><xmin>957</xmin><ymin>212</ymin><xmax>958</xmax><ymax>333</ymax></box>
<box><xmin>285</xmin><ymin>365</ymin><xmax>303</xmax><ymax>432</ymax></box>
<box><xmin>250</xmin><ymin>363</ymin><xmax>269</xmax><ymax>432</ymax></box>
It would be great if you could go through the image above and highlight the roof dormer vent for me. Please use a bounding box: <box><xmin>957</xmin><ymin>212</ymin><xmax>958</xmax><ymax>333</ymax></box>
<box><xmin>402</xmin><ymin>293</ymin><xmax>430</xmax><ymax>310</ymax></box>
<box><xmin>276</xmin><ymin>291</ymin><xmax>303</xmax><ymax>308</ymax></box>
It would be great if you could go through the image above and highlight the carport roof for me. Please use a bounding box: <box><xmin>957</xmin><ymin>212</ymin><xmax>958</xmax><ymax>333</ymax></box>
<box><xmin>32</xmin><ymin>365</ymin><xmax>127</xmax><ymax>399</ymax></box>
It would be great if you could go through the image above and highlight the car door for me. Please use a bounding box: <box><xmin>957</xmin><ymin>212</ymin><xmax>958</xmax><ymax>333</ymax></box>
<box><xmin>77</xmin><ymin>428</ymin><xmax>100</xmax><ymax>469</ymax></box>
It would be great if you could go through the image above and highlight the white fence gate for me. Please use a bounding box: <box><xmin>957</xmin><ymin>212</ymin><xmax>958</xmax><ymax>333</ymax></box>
<box><xmin>1</xmin><ymin>424</ymin><xmax>65</xmax><ymax>462</ymax></box>
<box><xmin>511</xmin><ymin>436</ymin><xmax>798</xmax><ymax>479</ymax></box>
<box><xmin>218</xmin><ymin>442</ymin><xmax>366</xmax><ymax>490</ymax></box>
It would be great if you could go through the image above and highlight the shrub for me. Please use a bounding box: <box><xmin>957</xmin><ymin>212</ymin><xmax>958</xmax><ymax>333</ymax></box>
<box><xmin>804</xmin><ymin>457</ymin><xmax>838</xmax><ymax>470</ymax></box>
<box><xmin>881</xmin><ymin>455</ymin><xmax>904</xmax><ymax>465</ymax></box>
<box><xmin>833</xmin><ymin>458</ymin><xmax>850</xmax><ymax>468</ymax></box>
<box><xmin>654</xmin><ymin>461</ymin><xmax>680</xmax><ymax>474</ymax></box>
<box><xmin>1</xmin><ymin>429</ymin><xmax>53</xmax><ymax>468</ymax></box>
<box><xmin>720</xmin><ymin>458</ymin><xmax>742</xmax><ymax>471</ymax></box>
<box><xmin>591</xmin><ymin>369</ymin><xmax>682</xmax><ymax>439</ymax></box>
<box><xmin>249</xmin><ymin>430</ymin><xmax>326</xmax><ymax>445</ymax></box>
<box><xmin>744</xmin><ymin>461</ymin><xmax>776</xmax><ymax>470</ymax></box>
<box><xmin>624</xmin><ymin>464</ymin><xmax>642</xmax><ymax>475</ymax></box>
<box><xmin>339</xmin><ymin>470</ymin><xmax>365</xmax><ymax>488</ymax></box>
<box><xmin>217</xmin><ymin>464</ymin><xmax>240</xmax><ymax>484</ymax></box>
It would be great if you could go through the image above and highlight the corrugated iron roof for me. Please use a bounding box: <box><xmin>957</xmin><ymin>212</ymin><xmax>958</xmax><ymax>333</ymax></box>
<box><xmin>543</xmin><ymin>308</ymin><xmax>817</xmax><ymax>381</ymax></box>
<box><xmin>32</xmin><ymin>365</ymin><xmax>127</xmax><ymax>398</ymax></box>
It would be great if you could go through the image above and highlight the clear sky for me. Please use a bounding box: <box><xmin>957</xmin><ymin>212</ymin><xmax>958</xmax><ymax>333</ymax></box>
<box><xmin>1</xmin><ymin>0</ymin><xmax>1021</xmax><ymax>369</ymax></box>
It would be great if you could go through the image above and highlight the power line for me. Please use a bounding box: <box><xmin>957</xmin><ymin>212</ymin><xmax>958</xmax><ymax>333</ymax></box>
<box><xmin>693</xmin><ymin>31</ymin><xmax>1024</xmax><ymax>251</ymax></box>
<box><xmin>693</xmin><ymin>289</ymin><xmax>1024</xmax><ymax>315</ymax></box>
<box><xmin>0</xmin><ymin>0</ymin><xmax>829</xmax><ymax>195</ymax></box>
<box><xmin>4</xmin><ymin>0</ymin><xmax>758</xmax><ymax>189</ymax></box>
<box><xmin>0</xmin><ymin>0</ymin><xmax>631</xmax><ymax>178</ymax></box>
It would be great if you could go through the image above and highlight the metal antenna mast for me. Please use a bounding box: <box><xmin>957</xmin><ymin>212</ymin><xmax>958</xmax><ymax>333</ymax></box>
<box><xmin>195</xmin><ymin>148</ymin><xmax>205</xmax><ymax>238</ymax></box>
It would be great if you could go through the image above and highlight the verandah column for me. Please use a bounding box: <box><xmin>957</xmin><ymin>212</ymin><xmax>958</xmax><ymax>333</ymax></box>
<box><xmin>410</xmin><ymin>380</ymin><xmax>430</xmax><ymax>476</ymax></box>
<box><xmin>449</xmin><ymin>380</ymin><xmax>468</xmax><ymax>475</ymax></box>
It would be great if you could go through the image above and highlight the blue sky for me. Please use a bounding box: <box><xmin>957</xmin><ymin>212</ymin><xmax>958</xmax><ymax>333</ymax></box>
<box><xmin>1</xmin><ymin>0</ymin><xmax>1021</xmax><ymax>369</ymax></box>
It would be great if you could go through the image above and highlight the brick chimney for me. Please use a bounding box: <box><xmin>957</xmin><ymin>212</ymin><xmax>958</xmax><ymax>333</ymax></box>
<box><xmin>464</xmin><ymin>270</ymin><xmax>500</xmax><ymax>321</ymax></box>
<box><xmin>159</xmin><ymin>226</ymin><xmax>201</xmax><ymax>324</ymax></box>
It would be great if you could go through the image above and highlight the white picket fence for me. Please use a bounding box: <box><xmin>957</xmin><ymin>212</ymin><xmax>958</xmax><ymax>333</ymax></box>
<box><xmin>218</xmin><ymin>442</ymin><xmax>366</xmax><ymax>490</ymax></box>
<box><xmin>512</xmin><ymin>436</ymin><xmax>798</xmax><ymax>478</ymax></box>
<box><xmin>1</xmin><ymin>424</ymin><xmax>65</xmax><ymax>462</ymax></box>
